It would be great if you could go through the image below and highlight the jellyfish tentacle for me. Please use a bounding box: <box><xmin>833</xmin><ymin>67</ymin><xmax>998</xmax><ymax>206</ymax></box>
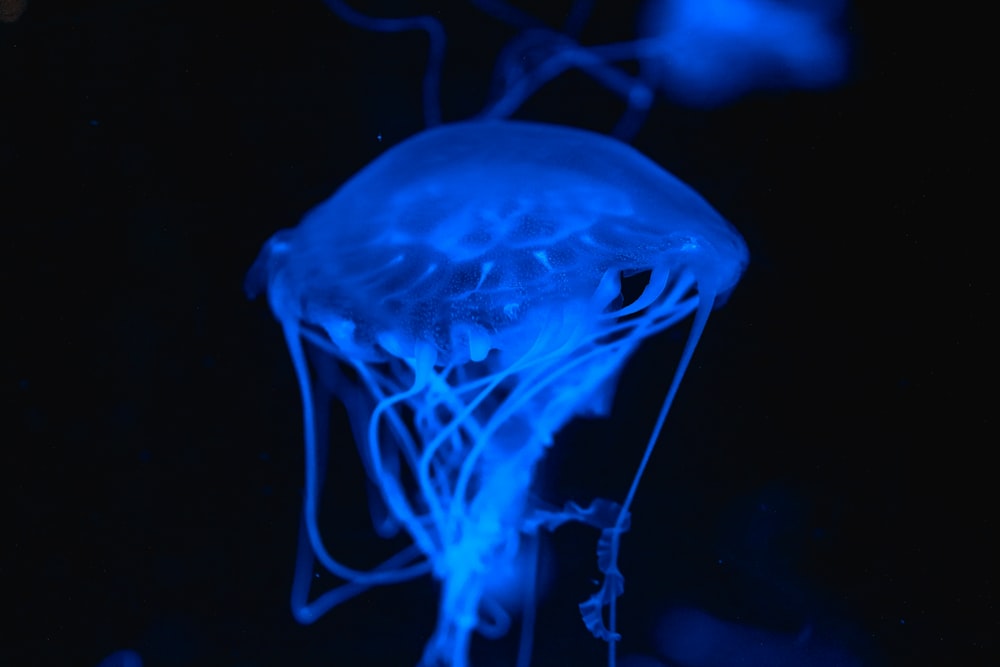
<box><xmin>281</xmin><ymin>323</ymin><xmax>432</xmax><ymax>627</ymax></box>
<box><xmin>291</xmin><ymin>525</ymin><xmax>430</xmax><ymax>624</ymax></box>
<box><xmin>321</xmin><ymin>0</ymin><xmax>445</xmax><ymax>126</ymax></box>
<box><xmin>362</xmin><ymin>364</ymin><xmax>450</xmax><ymax>562</ymax></box>
<box><xmin>599</xmin><ymin>288</ymin><xmax>715</xmax><ymax>662</ymax></box>
<box><xmin>473</xmin><ymin>2</ymin><xmax>654</xmax><ymax>137</ymax></box>
<box><xmin>478</xmin><ymin>36</ymin><xmax>655</xmax><ymax>140</ymax></box>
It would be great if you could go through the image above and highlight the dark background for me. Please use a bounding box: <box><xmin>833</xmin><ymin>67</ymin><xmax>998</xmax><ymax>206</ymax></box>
<box><xmin>3</xmin><ymin>1</ymin><xmax>990</xmax><ymax>666</ymax></box>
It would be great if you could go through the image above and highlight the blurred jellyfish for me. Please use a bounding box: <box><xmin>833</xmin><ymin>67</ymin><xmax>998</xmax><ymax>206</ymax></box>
<box><xmin>248</xmin><ymin>120</ymin><xmax>747</xmax><ymax>666</ymax></box>
<box><xmin>639</xmin><ymin>0</ymin><xmax>851</xmax><ymax>107</ymax></box>
<box><xmin>656</xmin><ymin>608</ymin><xmax>862</xmax><ymax>667</ymax></box>
<box><xmin>471</xmin><ymin>0</ymin><xmax>852</xmax><ymax>131</ymax></box>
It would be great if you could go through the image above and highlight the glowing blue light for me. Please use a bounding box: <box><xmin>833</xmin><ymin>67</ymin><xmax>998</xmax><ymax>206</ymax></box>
<box><xmin>248</xmin><ymin>120</ymin><xmax>747</xmax><ymax>666</ymax></box>
<box><xmin>656</xmin><ymin>608</ymin><xmax>862</xmax><ymax>667</ymax></box>
<box><xmin>640</xmin><ymin>0</ymin><xmax>851</xmax><ymax>107</ymax></box>
<box><xmin>95</xmin><ymin>650</ymin><xmax>143</xmax><ymax>667</ymax></box>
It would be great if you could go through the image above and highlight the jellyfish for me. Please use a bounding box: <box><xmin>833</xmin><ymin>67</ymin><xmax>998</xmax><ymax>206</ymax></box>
<box><xmin>638</xmin><ymin>0</ymin><xmax>852</xmax><ymax>107</ymax></box>
<box><xmin>472</xmin><ymin>0</ymin><xmax>852</xmax><ymax>132</ymax></box>
<box><xmin>654</xmin><ymin>608</ymin><xmax>863</xmax><ymax>667</ymax></box>
<box><xmin>247</xmin><ymin>120</ymin><xmax>748</xmax><ymax>666</ymax></box>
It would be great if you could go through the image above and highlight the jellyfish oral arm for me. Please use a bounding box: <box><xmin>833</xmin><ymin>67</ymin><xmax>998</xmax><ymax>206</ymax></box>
<box><xmin>277</xmin><ymin>263</ymin><xmax>718</xmax><ymax>666</ymax></box>
<box><xmin>281</xmin><ymin>322</ymin><xmax>433</xmax><ymax>625</ymax></box>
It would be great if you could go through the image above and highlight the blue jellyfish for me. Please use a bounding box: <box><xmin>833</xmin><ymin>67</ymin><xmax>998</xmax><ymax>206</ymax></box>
<box><xmin>639</xmin><ymin>0</ymin><xmax>851</xmax><ymax>107</ymax></box>
<box><xmin>248</xmin><ymin>120</ymin><xmax>748</xmax><ymax>666</ymax></box>
<box><xmin>654</xmin><ymin>608</ymin><xmax>862</xmax><ymax>667</ymax></box>
<box><xmin>472</xmin><ymin>0</ymin><xmax>851</xmax><ymax>130</ymax></box>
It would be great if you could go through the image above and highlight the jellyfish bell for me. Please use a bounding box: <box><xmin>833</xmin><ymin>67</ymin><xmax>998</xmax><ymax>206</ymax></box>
<box><xmin>248</xmin><ymin>119</ymin><xmax>747</xmax><ymax>666</ymax></box>
<box><xmin>247</xmin><ymin>121</ymin><xmax>747</xmax><ymax>352</ymax></box>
